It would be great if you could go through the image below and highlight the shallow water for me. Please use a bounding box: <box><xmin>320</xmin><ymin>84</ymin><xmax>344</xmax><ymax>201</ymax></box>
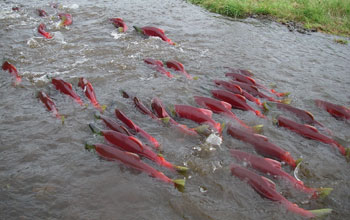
<box><xmin>1</xmin><ymin>0</ymin><xmax>350</xmax><ymax>219</ymax></box>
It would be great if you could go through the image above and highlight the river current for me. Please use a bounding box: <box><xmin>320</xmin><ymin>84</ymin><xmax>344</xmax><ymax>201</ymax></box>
<box><xmin>1</xmin><ymin>0</ymin><xmax>350</xmax><ymax>219</ymax></box>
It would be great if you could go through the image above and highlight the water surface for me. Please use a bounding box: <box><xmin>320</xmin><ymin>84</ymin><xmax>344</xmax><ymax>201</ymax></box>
<box><xmin>1</xmin><ymin>0</ymin><xmax>349</xmax><ymax>219</ymax></box>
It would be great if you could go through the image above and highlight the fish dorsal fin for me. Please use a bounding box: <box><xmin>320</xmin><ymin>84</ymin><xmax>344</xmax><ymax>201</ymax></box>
<box><xmin>264</xmin><ymin>158</ymin><xmax>282</xmax><ymax>169</ymax></box>
<box><xmin>199</xmin><ymin>108</ymin><xmax>213</xmax><ymax>117</ymax></box>
<box><xmin>125</xmin><ymin>152</ymin><xmax>141</xmax><ymax>161</ymax></box>
<box><xmin>253</xmin><ymin>134</ymin><xmax>269</xmax><ymax>141</ymax></box>
<box><xmin>160</xmin><ymin>108</ymin><xmax>168</xmax><ymax>118</ymax></box>
<box><xmin>234</xmin><ymin>94</ymin><xmax>247</xmax><ymax>102</ymax></box>
<box><xmin>177</xmin><ymin>62</ymin><xmax>184</xmax><ymax>69</ymax></box>
<box><xmin>246</xmin><ymin>76</ymin><xmax>256</xmax><ymax>85</ymax></box>
<box><xmin>144</xmin><ymin>58</ymin><xmax>153</xmax><ymax>64</ymax></box>
<box><xmin>305</xmin><ymin>111</ymin><xmax>315</xmax><ymax>120</ymax></box>
<box><xmin>120</xmin><ymin>125</ymin><xmax>132</xmax><ymax>136</ymax></box>
<box><xmin>128</xmin><ymin>136</ymin><xmax>144</xmax><ymax>152</ymax></box>
<box><xmin>213</xmin><ymin>79</ymin><xmax>222</xmax><ymax>85</ymax></box>
<box><xmin>158</xmin><ymin>28</ymin><xmax>165</xmax><ymax>34</ymax></box>
<box><xmin>233</xmin><ymin>85</ymin><xmax>243</xmax><ymax>94</ymax></box>
<box><xmin>154</xmin><ymin>60</ymin><xmax>163</xmax><ymax>67</ymax></box>
<box><xmin>251</xmin><ymin>85</ymin><xmax>259</xmax><ymax>92</ymax></box>
<box><xmin>115</xmin><ymin>109</ymin><xmax>137</xmax><ymax>130</ymax></box>
<box><xmin>261</xmin><ymin>176</ymin><xmax>276</xmax><ymax>190</ymax></box>
<box><xmin>221</xmin><ymin>101</ymin><xmax>232</xmax><ymax>110</ymax></box>
<box><xmin>64</xmin><ymin>80</ymin><xmax>73</xmax><ymax>89</ymax></box>
<box><xmin>304</xmin><ymin>124</ymin><xmax>318</xmax><ymax>133</ymax></box>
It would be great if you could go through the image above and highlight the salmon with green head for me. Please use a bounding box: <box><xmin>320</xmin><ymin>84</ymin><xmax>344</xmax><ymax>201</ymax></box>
<box><xmin>85</xmin><ymin>143</ymin><xmax>185</xmax><ymax>191</ymax></box>
<box><xmin>89</xmin><ymin>124</ymin><xmax>188</xmax><ymax>173</ymax></box>
<box><xmin>231</xmin><ymin>150</ymin><xmax>332</xmax><ymax>199</ymax></box>
<box><xmin>231</xmin><ymin>164</ymin><xmax>332</xmax><ymax>218</ymax></box>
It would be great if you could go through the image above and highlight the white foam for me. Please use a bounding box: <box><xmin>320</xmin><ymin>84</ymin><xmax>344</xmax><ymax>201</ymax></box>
<box><xmin>27</xmin><ymin>37</ymin><xmax>40</xmax><ymax>48</ymax></box>
<box><xmin>111</xmin><ymin>30</ymin><xmax>123</xmax><ymax>39</ymax></box>
<box><xmin>205</xmin><ymin>133</ymin><xmax>222</xmax><ymax>146</ymax></box>
<box><xmin>63</xmin><ymin>4</ymin><xmax>79</xmax><ymax>9</ymax></box>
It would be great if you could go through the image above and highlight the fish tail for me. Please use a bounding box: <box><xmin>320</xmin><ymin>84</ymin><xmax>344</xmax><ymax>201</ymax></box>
<box><xmin>255</xmin><ymin>110</ymin><xmax>266</xmax><ymax>118</ymax></box>
<box><xmin>118</xmin><ymin>27</ymin><xmax>124</xmax><ymax>33</ymax></box>
<box><xmin>167</xmin><ymin>39</ymin><xmax>176</xmax><ymax>45</ymax></box>
<box><xmin>45</xmin><ymin>32</ymin><xmax>53</xmax><ymax>39</ymax></box>
<box><xmin>345</xmin><ymin>148</ymin><xmax>350</xmax><ymax>162</ymax></box>
<box><xmin>172</xmin><ymin>179</ymin><xmax>185</xmax><ymax>192</ymax></box>
<box><xmin>156</xmin><ymin>155</ymin><xmax>174</xmax><ymax>170</ymax></box>
<box><xmin>76</xmin><ymin>99</ymin><xmax>84</xmax><ymax>106</ymax></box>
<box><xmin>255</xmin><ymin>98</ymin><xmax>262</xmax><ymax>106</ymax></box>
<box><xmin>282</xmin><ymin>200</ymin><xmax>331</xmax><ymax>218</ymax></box>
<box><xmin>174</xmin><ymin>165</ymin><xmax>189</xmax><ymax>174</ymax></box>
<box><xmin>283</xmin><ymin>153</ymin><xmax>297</xmax><ymax>169</ymax></box>
<box><xmin>308</xmin><ymin>208</ymin><xmax>333</xmax><ymax>218</ymax></box>
<box><xmin>332</xmin><ymin>142</ymin><xmax>346</xmax><ymax>156</ymax></box>
<box><xmin>271</xmin><ymin>89</ymin><xmax>290</xmax><ymax>97</ymax></box>
<box><xmin>227</xmin><ymin>112</ymin><xmax>251</xmax><ymax>130</ymax></box>
<box><xmin>315</xmin><ymin>187</ymin><xmax>333</xmax><ymax>199</ymax></box>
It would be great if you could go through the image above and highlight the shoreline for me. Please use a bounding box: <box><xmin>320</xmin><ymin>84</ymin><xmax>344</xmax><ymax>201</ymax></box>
<box><xmin>188</xmin><ymin>0</ymin><xmax>350</xmax><ymax>38</ymax></box>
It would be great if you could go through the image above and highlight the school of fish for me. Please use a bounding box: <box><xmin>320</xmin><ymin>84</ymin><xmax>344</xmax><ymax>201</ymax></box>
<box><xmin>3</xmin><ymin>3</ymin><xmax>350</xmax><ymax>219</ymax></box>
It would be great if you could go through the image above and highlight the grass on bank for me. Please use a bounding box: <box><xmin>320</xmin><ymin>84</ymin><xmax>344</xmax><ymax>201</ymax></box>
<box><xmin>188</xmin><ymin>0</ymin><xmax>350</xmax><ymax>36</ymax></box>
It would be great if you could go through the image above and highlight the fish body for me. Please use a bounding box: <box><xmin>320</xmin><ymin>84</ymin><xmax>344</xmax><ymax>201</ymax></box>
<box><xmin>226</xmin><ymin>72</ymin><xmax>287</xmax><ymax>97</ymax></box>
<box><xmin>266</xmin><ymin>102</ymin><xmax>322</xmax><ymax>127</ymax></box>
<box><xmin>165</xmin><ymin>60</ymin><xmax>192</xmax><ymax>79</ymax></box>
<box><xmin>38</xmin><ymin>23</ymin><xmax>53</xmax><ymax>39</ymax></box>
<box><xmin>214</xmin><ymin>80</ymin><xmax>261</xmax><ymax>106</ymax></box>
<box><xmin>52</xmin><ymin>78</ymin><xmax>84</xmax><ymax>106</ymax></box>
<box><xmin>92</xmin><ymin>127</ymin><xmax>176</xmax><ymax>171</ymax></box>
<box><xmin>38</xmin><ymin>91</ymin><xmax>60</xmax><ymax>118</ymax></box>
<box><xmin>228</xmin><ymin>80</ymin><xmax>279</xmax><ymax>102</ymax></box>
<box><xmin>211</xmin><ymin>89</ymin><xmax>264</xmax><ymax>118</ymax></box>
<box><xmin>230</xmin><ymin>150</ymin><xmax>322</xmax><ymax>198</ymax></box>
<box><xmin>194</xmin><ymin>96</ymin><xmax>250</xmax><ymax>129</ymax></box>
<box><xmin>227</xmin><ymin>125</ymin><xmax>297</xmax><ymax>168</ymax></box>
<box><xmin>2</xmin><ymin>61</ymin><xmax>21</xmax><ymax>83</ymax></box>
<box><xmin>133</xmin><ymin>97</ymin><xmax>159</xmax><ymax>120</ymax></box>
<box><xmin>174</xmin><ymin>104</ymin><xmax>221</xmax><ymax>133</ymax></box>
<box><xmin>115</xmin><ymin>109</ymin><xmax>160</xmax><ymax>149</ymax></box>
<box><xmin>144</xmin><ymin>58</ymin><xmax>173</xmax><ymax>78</ymax></box>
<box><xmin>214</xmin><ymin>80</ymin><xmax>243</xmax><ymax>94</ymax></box>
<box><xmin>96</xmin><ymin>114</ymin><xmax>132</xmax><ymax>136</ymax></box>
<box><xmin>58</xmin><ymin>13</ymin><xmax>73</xmax><ymax>26</ymax></box>
<box><xmin>151</xmin><ymin>98</ymin><xmax>198</xmax><ymax>136</ymax></box>
<box><xmin>276</xmin><ymin>116</ymin><xmax>347</xmax><ymax>156</ymax></box>
<box><xmin>226</xmin><ymin>72</ymin><xmax>257</xmax><ymax>86</ymax></box>
<box><xmin>37</xmin><ymin>9</ymin><xmax>48</xmax><ymax>17</ymax></box>
<box><xmin>315</xmin><ymin>99</ymin><xmax>350</xmax><ymax>121</ymax></box>
<box><xmin>91</xmin><ymin>143</ymin><xmax>174</xmax><ymax>184</ymax></box>
<box><xmin>231</xmin><ymin>164</ymin><xmax>326</xmax><ymax>218</ymax></box>
<box><xmin>78</xmin><ymin>77</ymin><xmax>102</xmax><ymax>111</ymax></box>
<box><xmin>134</xmin><ymin>26</ymin><xmax>175</xmax><ymax>45</ymax></box>
<box><xmin>110</xmin><ymin>18</ymin><xmax>128</xmax><ymax>32</ymax></box>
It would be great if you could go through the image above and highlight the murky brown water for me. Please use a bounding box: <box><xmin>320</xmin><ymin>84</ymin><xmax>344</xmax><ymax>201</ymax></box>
<box><xmin>1</xmin><ymin>0</ymin><xmax>350</xmax><ymax>219</ymax></box>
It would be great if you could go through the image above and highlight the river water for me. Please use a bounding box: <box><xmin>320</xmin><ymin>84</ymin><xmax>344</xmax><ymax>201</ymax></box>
<box><xmin>1</xmin><ymin>0</ymin><xmax>350</xmax><ymax>219</ymax></box>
